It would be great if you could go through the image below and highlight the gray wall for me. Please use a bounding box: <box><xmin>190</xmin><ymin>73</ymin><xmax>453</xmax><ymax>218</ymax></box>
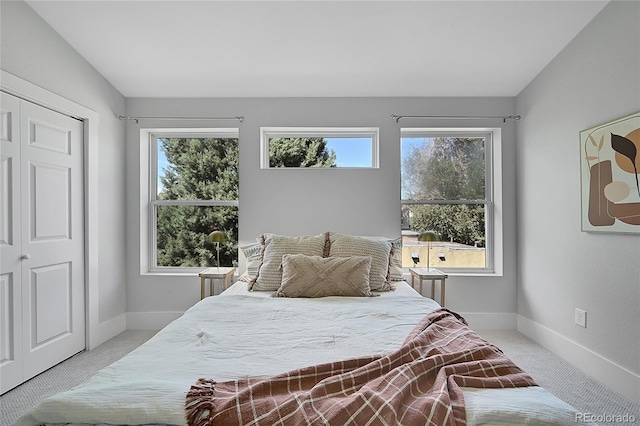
<box><xmin>516</xmin><ymin>0</ymin><xmax>639</xmax><ymax>400</ymax></box>
<box><xmin>1</xmin><ymin>2</ymin><xmax>127</xmax><ymax>326</ymax></box>
<box><xmin>125</xmin><ymin>97</ymin><xmax>519</xmax><ymax>321</ymax></box>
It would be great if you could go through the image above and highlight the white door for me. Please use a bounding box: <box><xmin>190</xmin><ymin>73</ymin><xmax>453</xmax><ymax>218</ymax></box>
<box><xmin>0</xmin><ymin>93</ymin><xmax>85</xmax><ymax>393</ymax></box>
<box><xmin>1</xmin><ymin>92</ymin><xmax>23</xmax><ymax>392</ymax></box>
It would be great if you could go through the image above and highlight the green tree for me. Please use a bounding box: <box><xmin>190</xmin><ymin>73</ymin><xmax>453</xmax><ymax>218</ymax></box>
<box><xmin>409</xmin><ymin>204</ymin><xmax>486</xmax><ymax>247</ymax></box>
<box><xmin>156</xmin><ymin>137</ymin><xmax>335</xmax><ymax>268</ymax></box>
<box><xmin>402</xmin><ymin>137</ymin><xmax>486</xmax><ymax>246</ymax></box>
<box><xmin>403</xmin><ymin>137</ymin><xmax>484</xmax><ymax>200</ymax></box>
<box><xmin>269</xmin><ymin>138</ymin><xmax>336</xmax><ymax>167</ymax></box>
<box><xmin>156</xmin><ymin>137</ymin><xmax>238</xmax><ymax>268</ymax></box>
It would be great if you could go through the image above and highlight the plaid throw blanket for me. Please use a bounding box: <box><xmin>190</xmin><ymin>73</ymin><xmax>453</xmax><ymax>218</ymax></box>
<box><xmin>185</xmin><ymin>308</ymin><xmax>536</xmax><ymax>426</ymax></box>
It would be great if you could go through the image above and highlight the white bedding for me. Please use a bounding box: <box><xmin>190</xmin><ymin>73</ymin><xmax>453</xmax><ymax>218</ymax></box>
<box><xmin>16</xmin><ymin>281</ymin><xmax>591</xmax><ymax>426</ymax></box>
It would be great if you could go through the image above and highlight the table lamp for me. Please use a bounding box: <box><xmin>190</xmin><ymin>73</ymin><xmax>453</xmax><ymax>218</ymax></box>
<box><xmin>207</xmin><ymin>230</ymin><xmax>228</xmax><ymax>269</ymax></box>
<box><xmin>417</xmin><ymin>230</ymin><xmax>440</xmax><ymax>271</ymax></box>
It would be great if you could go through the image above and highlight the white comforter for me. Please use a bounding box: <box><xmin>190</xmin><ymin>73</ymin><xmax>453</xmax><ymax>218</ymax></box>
<box><xmin>16</xmin><ymin>282</ymin><xmax>589</xmax><ymax>426</ymax></box>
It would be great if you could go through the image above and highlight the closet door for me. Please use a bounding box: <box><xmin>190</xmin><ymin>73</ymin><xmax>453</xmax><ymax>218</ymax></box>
<box><xmin>0</xmin><ymin>92</ymin><xmax>23</xmax><ymax>392</ymax></box>
<box><xmin>0</xmin><ymin>93</ymin><xmax>85</xmax><ymax>393</ymax></box>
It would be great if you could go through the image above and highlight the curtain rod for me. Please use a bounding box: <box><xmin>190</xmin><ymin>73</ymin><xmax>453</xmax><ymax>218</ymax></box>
<box><xmin>118</xmin><ymin>115</ymin><xmax>244</xmax><ymax>124</ymax></box>
<box><xmin>391</xmin><ymin>114</ymin><xmax>521</xmax><ymax>123</ymax></box>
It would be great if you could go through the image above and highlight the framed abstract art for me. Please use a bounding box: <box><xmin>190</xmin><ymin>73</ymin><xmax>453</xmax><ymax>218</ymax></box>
<box><xmin>580</xmin><ymin>111</ymin><xmax>640</xmax><ymax>234</ymax></box>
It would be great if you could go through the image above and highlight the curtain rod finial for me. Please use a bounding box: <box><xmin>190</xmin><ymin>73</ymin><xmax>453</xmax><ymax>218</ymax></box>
<box><xmin>503</xmin><ymin>115</ymin><xmax>521</xmax><ymax>122</ymax></box>
<box><xmin>118</xmin><ymin>115</ymin><xmax>139</xmax><ymax>123</ymax></box>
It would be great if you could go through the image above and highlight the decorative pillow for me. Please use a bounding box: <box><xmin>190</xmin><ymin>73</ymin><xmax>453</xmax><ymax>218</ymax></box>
<box><xmin>237</xmin><ymin>243</ymin><xmax>262</xmax><ymax>283</ymax></box>
<box><xmin>274</xmin><ymin>254</ymin><xmax>375</xmax><ymax>298</ymax></box>
<box><xmin>261</xmin><ymin>232</ymin><xmax>331</xmax><ymax>258</ymax></box>
<box><xmin>360</xmin><ymin>236</ymin><xmax>403</xmax><ymax>282</ymax></box>
<box><xmin>249</xmin><ymin>233</ymin><xmax>328</xmax><ymax>291</ymax></box>
<box><xmin>388</xmin><ymin>237</ymin><xmax>404</xmax><ymax>281</ymax></box>
<box><xmin>328</xmin><ymin>233</ymin><xmax>393</xmax><ymax>291</ymax></box>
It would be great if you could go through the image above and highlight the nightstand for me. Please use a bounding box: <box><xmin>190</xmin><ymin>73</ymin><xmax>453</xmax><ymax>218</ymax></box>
<box><xmin>409</xmin><ymin>268</ymin><xmax>448</xmax><ymax>306</ymax></box>
<box><xmin>198</xmin><ymin>267</ymin><xmax>236</xmax><ymax>299</ymax></box>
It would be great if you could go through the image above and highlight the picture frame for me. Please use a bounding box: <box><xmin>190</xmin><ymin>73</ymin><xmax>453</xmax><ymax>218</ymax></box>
<box><xmin>580</xmin><ymin>111</ymin><xmax>640</xmax><ymax>234</ymax></box>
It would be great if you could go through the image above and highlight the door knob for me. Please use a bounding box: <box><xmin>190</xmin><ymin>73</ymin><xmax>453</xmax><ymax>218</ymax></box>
<box><xmin>21</xmin><ymin>254</ymin><xmax>30</xmax><ymax>260</ymax></box>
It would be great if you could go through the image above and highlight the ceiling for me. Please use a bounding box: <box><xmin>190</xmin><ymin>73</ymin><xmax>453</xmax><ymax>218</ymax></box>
<box><xmin>25</xmin><ymin>0</ymin><xmax>609</xmax><ymax>98</ymax></box>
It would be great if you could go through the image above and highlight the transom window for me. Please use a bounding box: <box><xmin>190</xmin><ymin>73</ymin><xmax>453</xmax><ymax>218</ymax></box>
<box><xmin>401</xmin><ymin>129</ymin><xmax>501</xmax><ymax>274</ymax></box>
<box><xmin>260</xmin><ymin>127</ymin><xmax>379</xmax><ymax>168</ymax></box>
<box><xmin>144</xmin><ymin>129</ymin><xmax>239</xmax><ymax>272</ymax></box>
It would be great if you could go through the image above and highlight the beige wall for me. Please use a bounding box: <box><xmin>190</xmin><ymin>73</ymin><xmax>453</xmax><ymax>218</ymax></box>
<box><xmin>401</xmin><ymin>245</ymin><xmax>485</xmax><ymax>270</ymax></box>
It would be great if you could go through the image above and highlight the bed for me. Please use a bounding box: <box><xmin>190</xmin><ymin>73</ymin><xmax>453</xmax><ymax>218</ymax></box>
<box><xmin>15</xmin><ymin>233</ymin><xmax>593</xmax><ymax>426</ymax></box>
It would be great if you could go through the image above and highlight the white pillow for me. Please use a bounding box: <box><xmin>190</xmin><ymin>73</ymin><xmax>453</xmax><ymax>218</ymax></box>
<box><xmin>237</xmin><ymin>243</ymin><xmax>262</xmax><ymax>283</ymax></box>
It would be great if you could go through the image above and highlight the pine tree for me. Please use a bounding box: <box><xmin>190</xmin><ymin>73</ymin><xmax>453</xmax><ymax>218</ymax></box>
<box><xmin>155</xmin><ymin>137</ymin><xmax>335</xmax><ymax>267</ymax></box>
<box><xmin>268</xmin><ymin>137</ymin><xmax>336</xmax><ymax>167</ymax></box>
<box><xmin>156</xmin><ymin>137</ymin><xmax>239</xmax><ymax>267</ymax></box>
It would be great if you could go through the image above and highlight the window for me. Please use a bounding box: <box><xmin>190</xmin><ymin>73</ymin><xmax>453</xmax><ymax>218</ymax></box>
<box><xmin>141</xmin><ymin>128</ymin><xmax>239</xmax><ymax>273</ymax></box>
<box><xmin>400</xmin><ymin>128</ymin><xmax>503</xmax><ymax>274</ymax></box>
<box><xmin>260</xmin><ymin>127</ymin><xmax>379</xmax><ymax>168</ymax></box>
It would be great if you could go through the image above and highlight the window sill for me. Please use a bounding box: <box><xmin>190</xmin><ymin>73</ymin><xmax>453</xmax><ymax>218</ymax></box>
<box><xmin>401</xmin><ymin>269</ymin><xmax>502</xmax><ymax>278</ymax></box>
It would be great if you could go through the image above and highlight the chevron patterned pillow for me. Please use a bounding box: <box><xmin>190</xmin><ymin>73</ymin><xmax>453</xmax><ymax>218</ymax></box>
<box><xmin>274</xmin><ymin>254</ymin><xmax>376</xmax><ymax>298</ymax></box>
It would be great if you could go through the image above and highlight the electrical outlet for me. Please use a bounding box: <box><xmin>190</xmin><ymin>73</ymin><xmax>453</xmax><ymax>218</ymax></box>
<box><xmin>575</xmin><ymin>308</ymin><xmax>587</xmax><ymax>328</ymax></box>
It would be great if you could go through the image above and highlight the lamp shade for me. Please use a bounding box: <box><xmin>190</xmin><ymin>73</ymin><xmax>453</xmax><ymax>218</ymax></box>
<box><xmin>417</xmin><ymin>231</ymin><xmax>440</xmax><ymax>271</ymax></box>
<box><xmin>207</xmin><ymin>231</ymin><xmax>229</xmax><ymax>243</ymax></box>
<box><xmin>417</xmin><ymin>230</ymin><xmax>440</xmax><ymax>242</ymax></box>
<box><xmin>208</xmin><ymin>231</ymin><xmax>228</xmax><ymax>270</ymax></box>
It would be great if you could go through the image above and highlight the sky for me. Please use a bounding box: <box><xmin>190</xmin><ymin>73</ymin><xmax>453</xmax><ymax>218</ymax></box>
<box><xmin>400</xmin><ymin>137</ymin><xmax>431</xmax><ymax>199</ymax></box>
<box><xmin>157</xmin><ymin>142</ymin><xmax>169</xmax><ymax>193</ymax></box>
<box><xmin>324</xmin><ymin>137</ymin><xmax>372</xmax><ymax>167</ymax></box>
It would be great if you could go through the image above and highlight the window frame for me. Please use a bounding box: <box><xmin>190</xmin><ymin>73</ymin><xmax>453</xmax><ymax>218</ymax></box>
<box><xmin>140</xmin><ymin>127</ymin><xmax>239</xmax><ymax>275</ymax></box>
<box><xmin>260</xmin><ymin>127</ymin><xmax>380</xmax><ymax>169</ymax></box>
<box><xmin>400</xmin><ymin>127</ymin><xmax>503</xmax><ymax>276</ymax></box>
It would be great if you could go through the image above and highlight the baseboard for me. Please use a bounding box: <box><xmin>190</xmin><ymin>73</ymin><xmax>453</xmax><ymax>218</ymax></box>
<box><xmin>517</xmin><ymin>314</ymin><xmax>640</xmax><ymax>405</ymax></box>
<box><xmin>126</xmin><ymin>311</ymin><xmax>183</xmax><ymax>330</ymax></box>
<box><xmin>89</xmin><ymin>314</ymin><xmax>126</xmax><ymax>349</ymax></box>
<box><xmin>459</xmin><ymin>312</ymin><xmax>517</xmax><ymax>330</ymax></box>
